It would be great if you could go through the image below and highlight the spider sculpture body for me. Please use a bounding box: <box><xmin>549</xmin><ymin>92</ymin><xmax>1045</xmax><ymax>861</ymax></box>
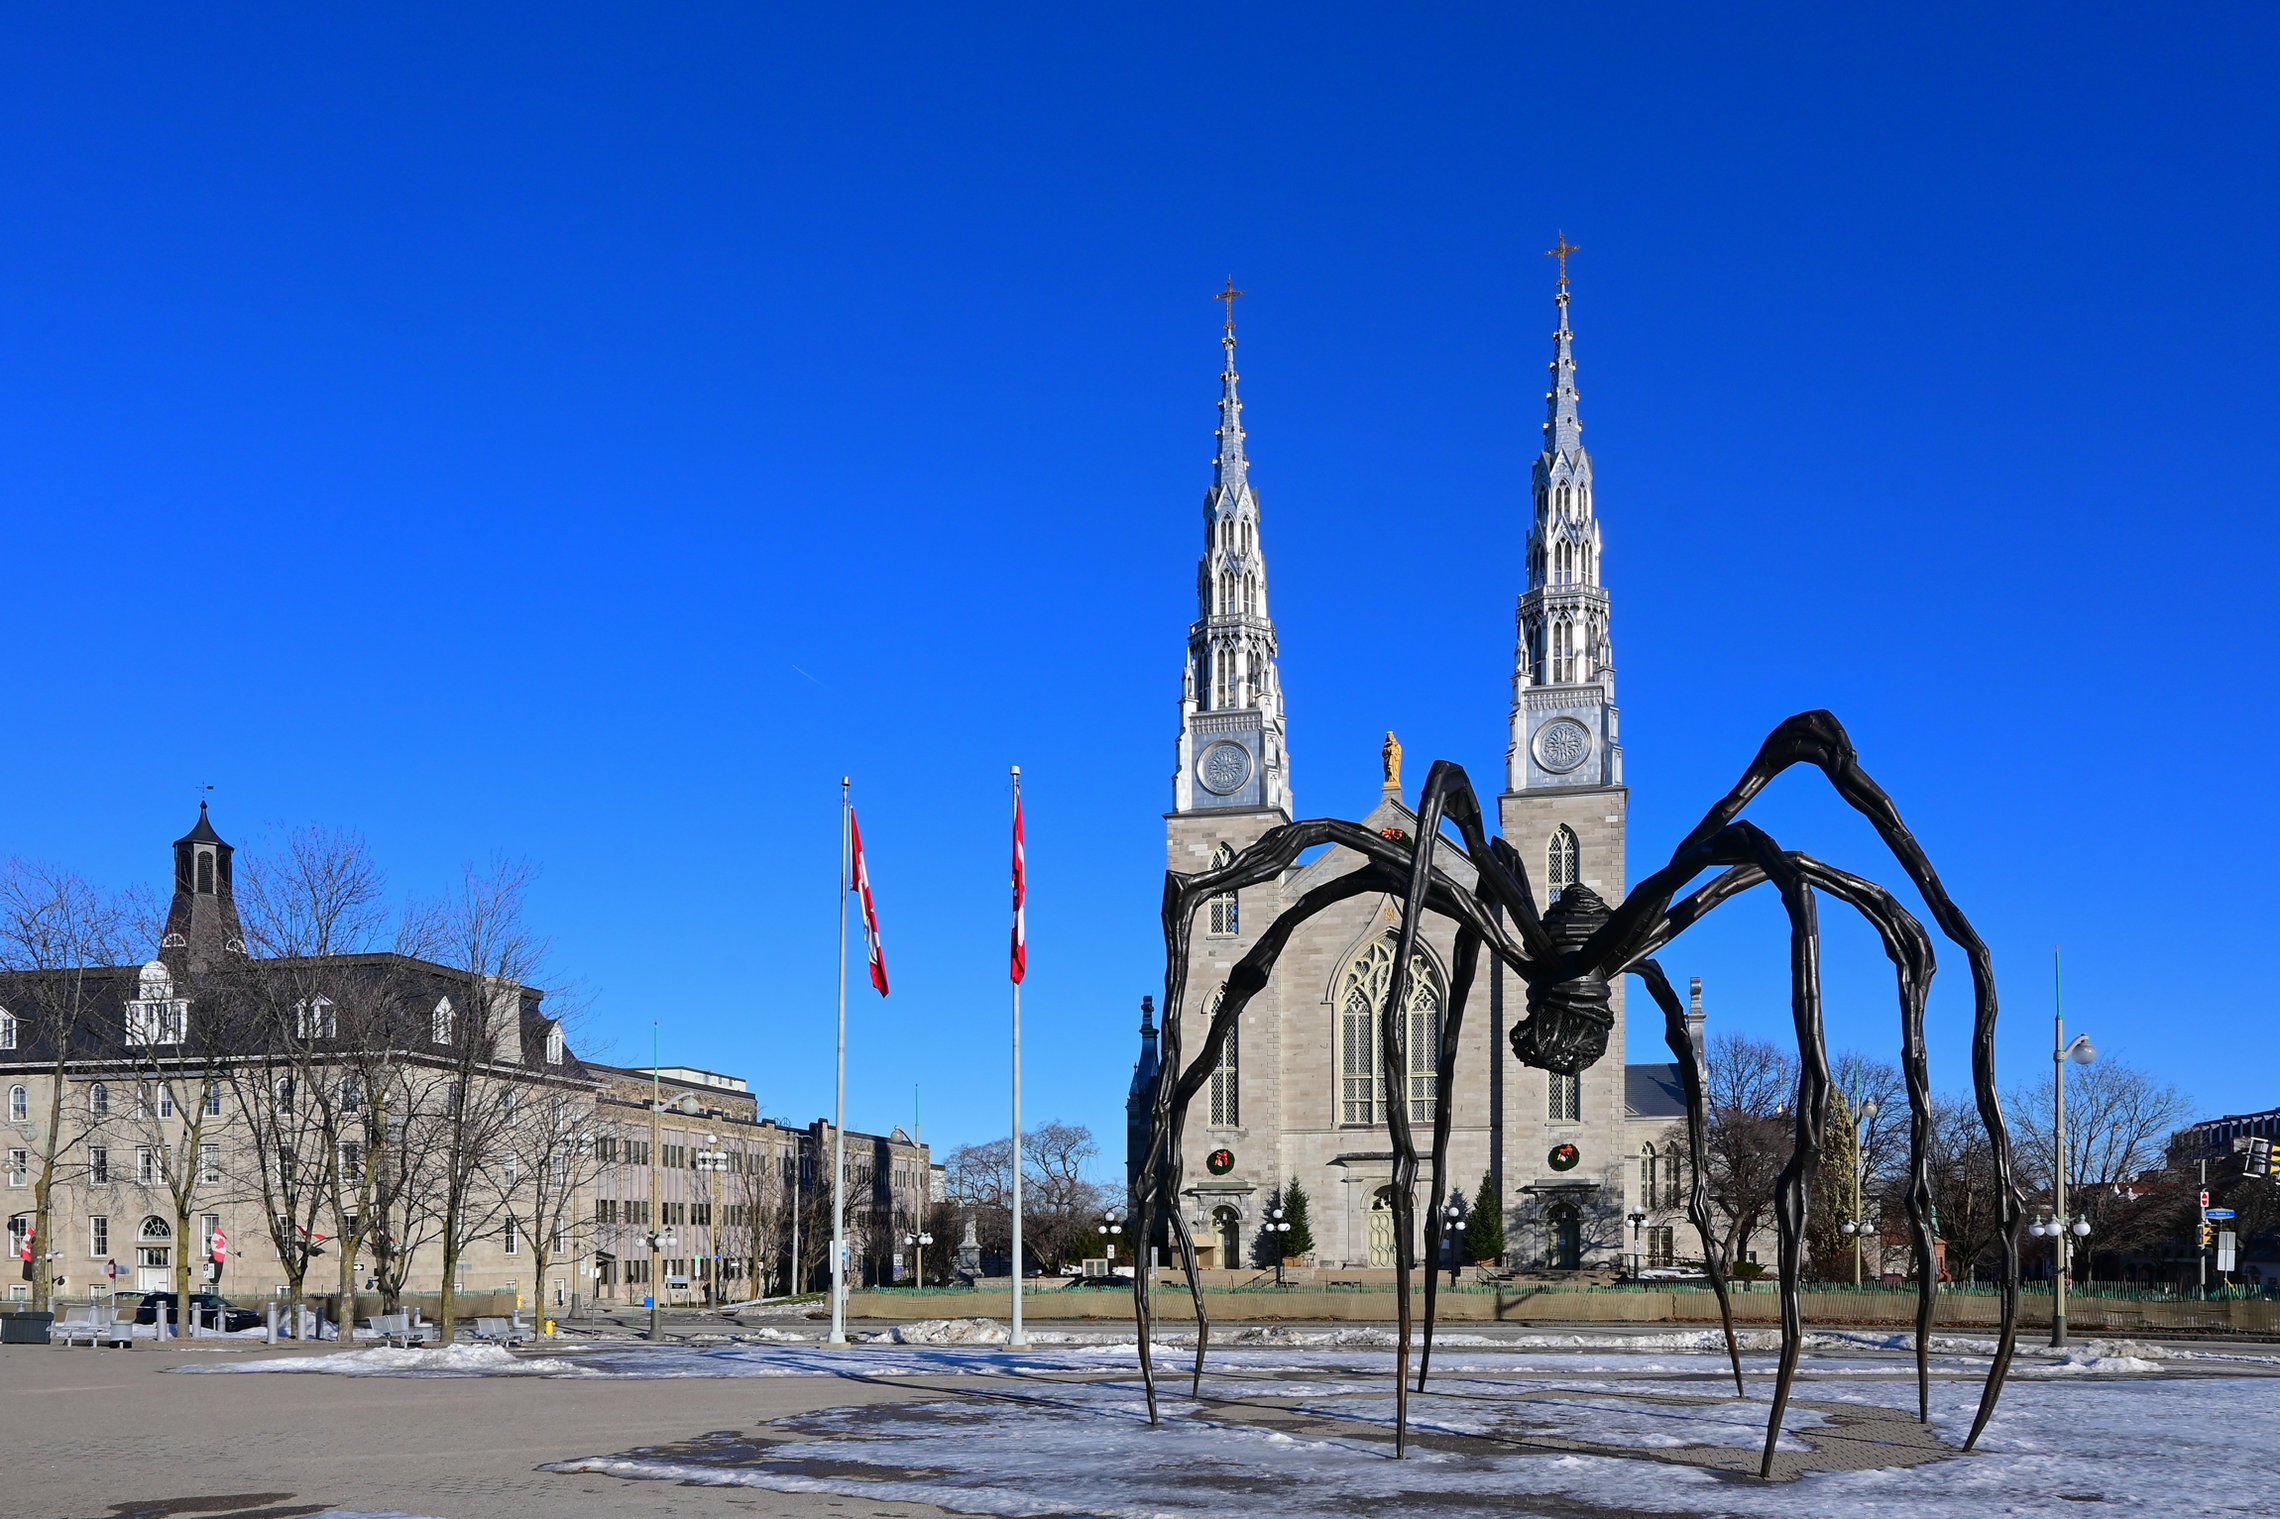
<box><xmin>1131</xmin><ymin>711</ymin><xmax>2021</xmax><ymax>1479</ymax></box>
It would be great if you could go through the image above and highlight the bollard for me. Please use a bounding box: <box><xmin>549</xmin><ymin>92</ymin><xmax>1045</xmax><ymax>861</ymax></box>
<box><xmin>157</xmin><ymin>1301</ymin><xmax>169</xmax><ymax>1343</ymax></box>
<box><xmin>265</xmin><ymin>1301</ymin><xmax>279</xmax><ymax>1345</ymax></box>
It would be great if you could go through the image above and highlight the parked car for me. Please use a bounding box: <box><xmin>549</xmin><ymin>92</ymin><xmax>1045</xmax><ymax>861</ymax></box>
<box><xmin>128</xmin><ymin>1291</ymin><xmax>265</xmax><ymax>1331</ymax></box>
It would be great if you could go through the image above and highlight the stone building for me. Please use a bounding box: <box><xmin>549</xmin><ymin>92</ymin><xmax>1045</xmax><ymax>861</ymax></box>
<box><xmin>1138</xmin><ymin>271</ymin><xmax>1710</xmax><ymax>1273</ymax></box>
<box><xmin>584</xmin><ymin>1061</ymin><xmax>932</xmax><ymax>1304</ymax></box>
<box><xmin>2</xmin><ymin>807</ymin><xmax>932</xmax><ymax>1319</ymax></box>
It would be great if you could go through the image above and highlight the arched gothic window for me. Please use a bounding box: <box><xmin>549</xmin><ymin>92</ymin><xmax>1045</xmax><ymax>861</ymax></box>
<box><xmin>1640</xmin><ymin>1143</ymin><xmax>1657</xmax><ymax>1208</ymax></box>
<box><xmin>1207</xmin><ymin>989</ymin><xmax>1239</xmax><ymax>1128</ymax></box>
<box><xmin>1206</xmin><ymin>843</ymin><xmax>1239</xmax><ymax>938</ymax></box>
<box><xmin>1336</xmin><ymin>935</ymin><xmax>1444</xmax><ymax>1126</ymax></box>
<box><xmin>1547</xmin><ymin>826</ymin><xmax>1580</xmax><ymax>902</ymax></box>
<box><xmin>7</xmin><ymin>1085</ymin><xmax>25</xmax><ymax>1123</ymax></box>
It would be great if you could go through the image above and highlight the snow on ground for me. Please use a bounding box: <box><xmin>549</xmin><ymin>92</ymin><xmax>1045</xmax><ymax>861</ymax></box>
<box><xmin>179</xmin><ymin>1325</ymin><xmax>2280</xmax><ymax>1514</ymax></box>
<box><xmin>546</xmin><ymin>1371</ymin><xmax>2280</xmax><ymax>1519</ymax></box>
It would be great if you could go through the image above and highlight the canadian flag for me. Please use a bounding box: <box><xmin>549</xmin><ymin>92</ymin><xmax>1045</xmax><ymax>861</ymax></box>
<box><xmin>16</xmin><ymin>1222</ymin><xmax>31</xmax><ymax>1263</ymax></box>
<box><xmin>211</xmin><ymin>1226</ymin><xmax>228</xmax><ymax>1265</ymax></box>
<box><xmin>850</xmin><ymin>809</ymin><xmax>889</xmax><ymax>997</ymax></box>
<box><xmin>1010</xmin><ymin>795</ymin><xmax>1027</xmax><ymax>985</ymax></box>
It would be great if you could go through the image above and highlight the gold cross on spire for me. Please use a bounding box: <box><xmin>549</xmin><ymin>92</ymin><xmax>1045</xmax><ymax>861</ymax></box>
<box><xmin>1545</xmin><ymin>233</ymin><xmax>1579</xmax><ymax>289</ymax></box>
<box><xmin>1216</xmin><ymin>276</ymin><xmax>1245</xmax><ymax>333</ymax></box>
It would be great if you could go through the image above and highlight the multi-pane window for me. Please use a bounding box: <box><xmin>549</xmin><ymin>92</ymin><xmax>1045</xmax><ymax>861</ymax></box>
<box><xmin>503</xmin><ymin>1215</ymin><xmax>520</xmax><ymax>1255</ymax></box>
<box><xmin>595</xmin><ymin>1198</ymin><xmax>619</xmax><ymax>1224</ymax></box>
<box><xmin>1547</xmin><ymin>826</ymin><xmax>1580</xmax><ymax>903</ymax></box>
<box><xmin>338</xmin><ymin>1141</ymin><xmax>364</xmax><ymax>1183</ymax></box>
<box><xmin>432</xmin><ymin>997</ymin><xmax>456</xmax><ymax>1045</ymax></box>
<box><xmin>340</xmin><ymin>1078</ymin><xmax>361</xmax><ymax>1117</ymax></box>
<box><xmin>690</xmin><ymin>1202</ymin><xmax>711</xmax><ymax>1227</ymax></box>
<box><xmin>553</xmin><ymin>1221</ymin><xmax>568</xmax><ymax>1253</ymax></box>
<box><xmin>7</xmin><ymin>1085</ymin><xmax>24</xmax><ymax>1122</ymax></box>
<box><xmin>1206</xmin><ymin>843</ymin><xmax>1240</xmax><ymax>938</ymax></box>
<box><xmin>89</xmin><ymin>1216</ymin><xmax>108</xmax><ymax>1257</ymax></box>
<box><xmin>158</xmin><ymin>1086</ymin><xmax>175</xmax><ymax>1119</ymax></box>
<box><xmin>6</xmin><ymin>1149</ymin><xmax>25</xmax><ymax>1187</ymax></box>
<box><xmin>199</xmin><ymin>1144</ymin><xmax>220</xmax><ymax>1184</ymax></box>
<box><xmin>88</xmin><ymin>1146</ymin><xmax>109</xmax><ymax>1184</ymax></box>
<box><xmin>89</xmin><ymin>1083</ymin><xmax>110</xmax><ymax>1118</ymax></box>
<box><xmin>1336</xmin><ymin>935</ymin><xmax>1444</xmax><ymax>1126</ymax></box>
<box><xmin>0</xmin><ymin>1009</ymin><xmax>14</xmax><ymax>1049</ymax></box>
<box><xmin>1647</xmin><ymin>1226</ymin><xmax>1675</xmax><ymax>1267</ymax></box>
<box><xmin>125</xmin><ymin>997</ymin><xmax>188</xmax><ymax>1046</ymax></box>
<box><xmin>545</xmin><ymin>1025</ymin><xmax>565</xmax><ymax>1065</ymax></box>
<box><xmin>1208</xmin><ymin>1007</ymin><xmax>1239</xmax><ymax>1128</ymax></box>
<box><xmin>1549</xmin><ymin>1071</ymin><xmax>1581</xmax><ymax>1123</ymax></box>
<box><xmin>201</xmin><ymin>1215</ymin><xmax>220</xmax><ymax>1259</ymax></box>
<box><xmin>1641</xmin><ymin>1145</ymin><xmax>1657</xmax><ymax>1209</ymax></box>
<box><xmin>204</xmin><ymin>1083</ymin><xmax>223</xmax><ymax>1117</ymax></box>
<box><xmin>294</xmin><ymin>998</ymin><xmax>337</xmax><ymax>1039</ymax></box>
<box><xmin>136</xmin><ymin>1145</ymin><xmax>164</xmax><ymax>1185</ymax></box>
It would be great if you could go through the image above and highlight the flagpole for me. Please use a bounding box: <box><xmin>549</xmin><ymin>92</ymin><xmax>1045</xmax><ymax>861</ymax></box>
<box><xmin>828</xmin><ymin>777</ymin><xmax>851</xmax><ymax>1349</ymax></box>
<box><xmin>1008</xmin><ymin>764</ymin><xmax>1028</xmax><ymax>1348</ymax></box>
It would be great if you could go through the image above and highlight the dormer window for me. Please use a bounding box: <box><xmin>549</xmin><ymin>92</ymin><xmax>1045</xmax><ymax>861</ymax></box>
<box><xmin>294</xmin><ymin>998</ymin><xmax>337</xmax><ymax>1040</ymax></box>
<box><xmin>432</xmin><ymin>997</ymin><xmax>456</xmax><ymax>1045</ymax></box>
<box><xmin>0</xmin><ymin>1009</ymin><xmax>14</xmax><ymax>1051</ymax></box>
<box><xmin>545</xmin><ymin>1024</ymin><xmax>564</xmax><ymax>1065</ymax></box>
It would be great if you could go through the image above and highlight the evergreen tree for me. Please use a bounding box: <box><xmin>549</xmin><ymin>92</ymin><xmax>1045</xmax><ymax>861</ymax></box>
<box><xmin>1461</xmin><ymin>1171</ymin><xmax>1505</xmax><ymax>1263</ymax></box>
<box><xmin>1281</xmin><ymin>1176</ymin><xmax>1316</xmax><ymax>1259</ymax></box>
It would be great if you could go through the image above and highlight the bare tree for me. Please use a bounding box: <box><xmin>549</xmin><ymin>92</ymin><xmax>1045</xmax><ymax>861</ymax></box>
<box><xmin>1915</xmin><ymin>1093</ymin><xmax>2009</xmax><ymax>1284</ymax></box>
<box><xmin>940</xmin><ymin>1122</ymin><xmax>1108</xmax><ymax>1273</ymax></box>
<box><xmin>1807</xmin><ymin>1053</ymin><xmax>1906</xmax><ymax>1279</ymax></box>
<box><xmin>2006</xmin><ymin>1058</ymin><xmax>2193</xmax><ymax>1284</ymax></box>
<box><xmin>499</xmin><ymin>1083</ymin><xmax>604</xmax><ymax>1317</ymax></box>
<box><xmin>0</xmin><ymin>863</ymin><xmax>132</xmax><ymax>1312</ymax></box>
<box><xmin>1698</xmin><ymin>1032</ymin><xmax>1796</xmax><ymax>1270</ymax></box>
<box><xmin>414</xmin><ymin>857</ymin><xmax>550</xmax><ymax>1340</ymax></box>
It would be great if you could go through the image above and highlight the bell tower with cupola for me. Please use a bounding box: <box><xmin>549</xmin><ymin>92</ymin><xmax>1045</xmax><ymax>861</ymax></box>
<box><xmin>160</xmin><ymin>802</ymin><xmax>247</xmax><ymax>974</ymax></box>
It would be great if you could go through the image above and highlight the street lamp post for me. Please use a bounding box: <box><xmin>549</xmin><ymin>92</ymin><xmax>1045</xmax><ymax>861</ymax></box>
<box><xmin>1439</xmin><ymin>1199</ymin><xmax>1464</xmax><ymax>1285</ymax></box>
<box><xmin>1839</xmin><ymin>1097</ymin><xmax>1880</xmax><ymax>1285</ymax></box>
<box><xmin>1627</xmin><ymin>1210</ymin><xmax>1647</xmax><ymax>1277</ymax></box>
<box><xmin>1259</xmin><ymin>1206</ymin><xmax>1288</xmax><ymax>1285</ymax></box>
<box><xmin>2045</xmin><ymin>946</ymin><xmax>2095</xmax><ymax>1348</ymax></box>
<box><xmin>905</xmin><ymin>1227</ymin><xmax>933</xmax><ymax>1288</ymax></box>
<box><xmin>695</xmin><ymin>1135</ymin><xmax>729</xmax><ymax>1304</ymax></box>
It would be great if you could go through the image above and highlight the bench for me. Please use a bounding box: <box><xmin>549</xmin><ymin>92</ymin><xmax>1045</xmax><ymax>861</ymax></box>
<box><xmin>467</xmin><ymin>1315</ymin><xmax>534</xmax><ymax>1346</ymax></box>
<box><xmin>365</xmin><ymin>1312</ymin><xmax>439</xmax><ymax>1348</ymax></box>
<box><xmin>52</xmin><ymin>1307</ymin><xmax>133</xmax><ymax>1349</ymax></box>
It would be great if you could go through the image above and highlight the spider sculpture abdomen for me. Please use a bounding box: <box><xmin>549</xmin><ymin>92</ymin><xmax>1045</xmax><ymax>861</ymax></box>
<box><xmin>1512</xmin><ymin>883</ymin><xmax>1615</xmax><ymax>1077</ymax></box>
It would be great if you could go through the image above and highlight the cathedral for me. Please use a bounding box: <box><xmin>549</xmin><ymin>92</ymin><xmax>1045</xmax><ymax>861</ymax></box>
<box><xmin>1129</xmin><ymin>264</ymin><xmax>1700</xmax><ymax>1275</ymax></box>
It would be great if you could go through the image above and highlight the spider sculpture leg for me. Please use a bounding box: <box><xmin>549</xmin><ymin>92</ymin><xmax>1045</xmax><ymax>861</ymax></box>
<box><xmin>1640</xmin><ymin>858</ymin><xmax>1945</xmax><ymax>1423</ymax></box>
<box><xmin>1658</xmin><ymin>709</ymin><xmax>2019</xmax><ymax>1451</ymax></box>
<box><xmin>1417</xmin><ymin>925</ymin><xmax>1483</xmax><ymax>1392</ymax></box>
<box><xmin>1628</xmin><ymin>959</ymin><xmax>1745</xmax><ymax>1397</ymax></box>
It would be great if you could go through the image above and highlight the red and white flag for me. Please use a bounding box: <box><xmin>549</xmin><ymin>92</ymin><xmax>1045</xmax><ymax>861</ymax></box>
<box><xmin>850</xmin><ymin>808</ymin><xmax>889</xmax><ymax>996</ymax></box>
<box><xmin>16</xmin><ymin>1222</ymin><xmax>31</xmax><ymax>1263</ymax></box>
<box><xmin>1010</xmin><ymin>795</ymin><xmax>1027</xmax><ymax>984</ymax></box>
<box><xmin>210</xmin><ymin>1226</ymin><xmax>228</xmax><ymax>1265</ymax></box>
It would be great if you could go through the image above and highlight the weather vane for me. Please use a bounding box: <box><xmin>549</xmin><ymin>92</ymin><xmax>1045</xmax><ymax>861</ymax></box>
<box><xmin>1215</xmin><ymin>276</ymin><xmax>1244</xmax><ymax>333</ymax></box>
<box><xmin>1545</xmin><ymin>232</ymin><xmax>1579</xmax><ymax>288</ymax></box>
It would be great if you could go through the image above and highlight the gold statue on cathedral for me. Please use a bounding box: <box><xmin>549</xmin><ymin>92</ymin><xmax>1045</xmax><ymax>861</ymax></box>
<box><xmin>1382</xmin><ymin>730</ymin><xmax>1401</xmax><ymax>790</ymax></box>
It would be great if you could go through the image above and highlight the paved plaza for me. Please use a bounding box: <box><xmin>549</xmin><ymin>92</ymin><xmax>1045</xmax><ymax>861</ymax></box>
<box><xmin>8</xmin><ymin>1314</ymin><xmax>2279</xmax><ymax>1519</ymax></box>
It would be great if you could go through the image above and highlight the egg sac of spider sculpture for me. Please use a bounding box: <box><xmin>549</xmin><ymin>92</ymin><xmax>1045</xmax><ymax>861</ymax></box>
<box><xmin>1510</xmin><ymin>884</ymin><xmax>1615</xmax><ymax>1076</ymax></box>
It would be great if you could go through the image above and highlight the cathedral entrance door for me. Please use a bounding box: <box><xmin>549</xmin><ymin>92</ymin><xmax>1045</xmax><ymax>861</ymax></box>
<box><xmin>1367</xmin><ymin>1188</ymin><xmax>1395</xmax><ymax>1268</ymax></box>
<box><xmin>1213</xmin><ymin>1207</ymin><xmax>1242</xmax><ymax>1271</ymax></box>
<box><xmin>1547</xmin><ymin>1203</ymin><xmax>1581</xmax><ymax>1271</ymax></box>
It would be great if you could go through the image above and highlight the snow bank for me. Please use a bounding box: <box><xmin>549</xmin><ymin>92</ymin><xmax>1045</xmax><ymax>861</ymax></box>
<box><xmin>182</xmin><ymin>1343</ymin><xmax>597</xmax><ymax>1377</ymax></box>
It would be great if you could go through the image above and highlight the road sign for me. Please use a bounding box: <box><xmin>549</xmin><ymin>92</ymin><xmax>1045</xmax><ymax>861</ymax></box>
<box><xmin>2199</xmin><ymin>1190</ymin><xmax>2210</xmax><ymax>1206</ymax></box>
<box><xmin>2205</xmin><ymin>1208</ymin><xmax>2237</xmax><ymax>1219</ymax></box>
<box><xmin>2217</xmin><ymin>1232</ymin><xmax>2237</xmax><ymax>1272</ymax></box>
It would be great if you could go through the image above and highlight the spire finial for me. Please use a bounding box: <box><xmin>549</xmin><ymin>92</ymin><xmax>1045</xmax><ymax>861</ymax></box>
<box><xmin>1545</xmin><ymin>232</ymin><xmax>1579</xmax><ymax>289</ymax></box>
<box><xmin>1215</xmin><ymin>276</ymin><xmax>1245</xmax><ymax>335</ymax></box>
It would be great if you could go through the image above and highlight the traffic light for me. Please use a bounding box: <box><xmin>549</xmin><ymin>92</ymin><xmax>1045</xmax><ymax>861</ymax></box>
<box><xmin>2200</xmin><ymin>1222</ymin><xmax>2214</xmax><ymax>1247</ymax></box>
<box><xmin>2247</xmin><ymin>1137</ymin><xmax>2280</xmax><ymax>1181</ymax></box>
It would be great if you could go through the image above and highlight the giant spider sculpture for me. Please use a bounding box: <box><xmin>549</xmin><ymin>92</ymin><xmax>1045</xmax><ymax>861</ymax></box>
<box><xmin>1131</xmin><ymin>711</ymin><xmax>2021</xmax><ymax>1479</ymax></box>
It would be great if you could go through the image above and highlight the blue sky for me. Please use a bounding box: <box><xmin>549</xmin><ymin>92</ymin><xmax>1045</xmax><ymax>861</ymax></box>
<box><xmin>4</xmin><ymin>6</ymin><xmax>2276</xmax><ymax>1168</ymax></box>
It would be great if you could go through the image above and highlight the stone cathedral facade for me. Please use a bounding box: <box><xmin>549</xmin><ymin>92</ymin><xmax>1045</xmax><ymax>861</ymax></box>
<box><xmin>1133</xmin><ymin>274</ymin><xmax>1694</xmax><ymax>1274</ymax></box>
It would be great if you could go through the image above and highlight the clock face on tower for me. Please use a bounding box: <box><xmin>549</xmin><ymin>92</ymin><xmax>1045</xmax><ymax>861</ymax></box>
<box><xmin>1534</xmin><ymin>718</ymin><xmax>1593</xmax><ymax>775</ymax></box>
<box><xmin>1198</xmin><ymin>741</ymin><xmax>1254</xmax><ymax>796</ymax></box>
